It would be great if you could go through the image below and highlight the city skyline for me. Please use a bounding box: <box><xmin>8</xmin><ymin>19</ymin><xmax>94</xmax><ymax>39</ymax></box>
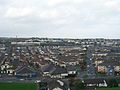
<box><xmin>0</xmin><ymin>0</ymin><xmax>120</xmax><ymax>39</ymax></box>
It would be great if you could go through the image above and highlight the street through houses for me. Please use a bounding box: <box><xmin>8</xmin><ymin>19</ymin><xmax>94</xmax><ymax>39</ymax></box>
<box><xmin>86</xmin><ymin>46</ymin><xmax>96</xmax><ymax>78</ymax></box>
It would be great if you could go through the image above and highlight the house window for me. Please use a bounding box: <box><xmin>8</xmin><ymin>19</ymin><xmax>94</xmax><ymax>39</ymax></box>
<box><xmin>8</xmin><ymin>71</ymin><xmax>10</xmax><ymax>74</ymax></box>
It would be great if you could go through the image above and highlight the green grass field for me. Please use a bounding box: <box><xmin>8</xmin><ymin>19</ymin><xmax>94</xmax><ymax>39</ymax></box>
<box><xmin>96</xmin><ymin>87</ymin><xmax>120</xmax><ymax>90</ymax></box>
<box><xmin>0</xmin><ymin>83</ymin><xmax>37</xmax><ymax>90</ymax></box>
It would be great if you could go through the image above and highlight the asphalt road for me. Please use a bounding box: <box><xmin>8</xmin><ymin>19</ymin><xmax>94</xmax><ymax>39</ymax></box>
<box><xmin>86</xmin><ymin>46</ymin><xmax>96</xmax><ymax>78</ymax></box>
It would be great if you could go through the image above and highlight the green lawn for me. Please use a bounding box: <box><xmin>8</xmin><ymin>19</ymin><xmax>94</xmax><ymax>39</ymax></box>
<box><xmin>0</xmin><ymin>83</ymin><xmax>37</xmax><ymax>90</ymax></box>
<box><xmin>96</xmin><ymin>87</ymin><xmax>120</xmax><ymax>90</ymax></box>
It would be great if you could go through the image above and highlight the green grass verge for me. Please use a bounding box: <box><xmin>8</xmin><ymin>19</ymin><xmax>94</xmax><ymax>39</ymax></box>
<box><xmin>0</xmin><ymin>83</ymin><xmax>37</xmax><ymax>90</ymax></box>
<box><xmin>96</xmin><ymin>87</ymin><xmax>120</xmax><ymax>90</ymax></box>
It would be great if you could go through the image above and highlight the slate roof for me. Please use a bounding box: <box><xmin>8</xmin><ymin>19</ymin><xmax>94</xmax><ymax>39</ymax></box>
<box><xmin>42</xmin><ymin>63</ymin><xmax>67</xmax><ymax>75</ymax></box>
<box><xmin>84</xmin><ymin>78</ymin><xmax>105</xmax><ymax>84</ymax></box>
<box><xmin>48</xmin><ymin>79</ymin><xmax>68</xmax><ymax>90</ymax></box>
<box><xmin>66</xmin><ymin>65</ymin><xmax>76</xmax><ymax>71</ymax></box>
<box><xmin>98</xmin><ymin>61</ymin><xmax>120</xmax><ymax>66</ymax></box>
<box><xmin>41</xmin><ymin>63</ymin><xmax>56</xmax><ymax>73</ymax></box>
<box><xmin>15</xmin><ymin>65</ymin><xmax>36</xmax><ymax>74</ymax></box>
<box><xmin>51</xmin><ymin>66</ymin><xmax>67</xmax><ymax>75</ymax></box>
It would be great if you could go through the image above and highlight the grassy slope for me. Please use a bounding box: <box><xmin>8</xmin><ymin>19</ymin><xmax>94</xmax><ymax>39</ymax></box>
<box><xmin>0</xmin><ymin>83</ymin><xmax>37</xmax><ymax>90</ymax></box>
<box><xmin>97</xmin><ymin>87</ymin><xmax>120</xmax><ymax>90</ymax></box>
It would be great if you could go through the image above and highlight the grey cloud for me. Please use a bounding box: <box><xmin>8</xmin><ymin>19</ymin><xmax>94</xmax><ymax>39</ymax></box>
<box><xmin>0</xmin><ymin>0</ymin><xmax>120</xmax><ymax>38</ymax></box>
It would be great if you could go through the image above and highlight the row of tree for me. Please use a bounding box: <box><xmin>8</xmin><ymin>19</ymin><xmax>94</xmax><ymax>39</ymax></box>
<box><xmin>69</xmin><ymin>78</ymin><xmax>119</xmax><ymax>90</ymax></box>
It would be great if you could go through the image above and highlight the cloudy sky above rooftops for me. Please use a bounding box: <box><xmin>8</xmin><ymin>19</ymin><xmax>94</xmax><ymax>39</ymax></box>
<box><xmin>0</xmin><ymin>0</ymin><xmax>120</xmax><ymax>38</ymax></box>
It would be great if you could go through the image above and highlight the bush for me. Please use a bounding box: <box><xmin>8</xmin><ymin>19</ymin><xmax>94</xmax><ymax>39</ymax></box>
<box><xmin>69</xmin><ymin>78</ymin><xmax>85</xmax><ymax>90</ymax></box>
<box><xmin>107</xmin><ymin>78</ymin><xmax>118</xmax><ymax>87</ymax></box>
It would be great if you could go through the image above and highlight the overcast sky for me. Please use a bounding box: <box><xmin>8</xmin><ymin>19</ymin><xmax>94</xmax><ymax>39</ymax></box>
<box><xmin>0</xmin><ymin>0</ymin><xmax>120</xmax><ymax>38</ymax></box>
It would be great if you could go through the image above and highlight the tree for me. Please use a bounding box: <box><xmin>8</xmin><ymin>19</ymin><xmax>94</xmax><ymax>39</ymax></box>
<box><xmin>69</xmin><ymin>78</ymin><xmax>85</xmax><ymax>90</ymax></box>
<box><xmin>107</xmin><ymin>78</ymin><xmax>118</xmax><ymax>87</ymax></box>
<box><xmin>74</xmin><ymin>80</ymin><xmax>85</xmax><ymax>90</ymax></box>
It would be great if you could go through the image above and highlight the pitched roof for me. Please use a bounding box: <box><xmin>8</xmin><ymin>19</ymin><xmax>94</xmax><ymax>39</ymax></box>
<box><xmin>42</xmin><ymin>64</ymin><xmax>67</xmax><ymax>75</ymax></box>
<box><xmin>15</xmin><ymin>65</ymin><xmax>36</xmax><ymax>74</ymax></box>
<box><xmin>98</xmin><ymin>61</ymin><xmax>120</xmax><ymax>66</ymax></box>
<box><xmin>66</xmin><ymin>65</ymin><xmax>76</xmax><ymax>71</ymax></box>
<box><xmin>84</xmin><ymin>78</ymin><xmax>105</xmax><ymax>84</ymax></box>
<box><xmin>51</xmin><ymin>66</ymin><xmax>67</xmax><ymax>75</ymax></box>
<box><xmin>41</xmin><ymin>63</ymin><xmax>55</xmax><ymax>73</ymax></box>
<box><xmin>48</xmin><ymin>79</ymin><xmax>68</xmax><ymax>90</ymax></box>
